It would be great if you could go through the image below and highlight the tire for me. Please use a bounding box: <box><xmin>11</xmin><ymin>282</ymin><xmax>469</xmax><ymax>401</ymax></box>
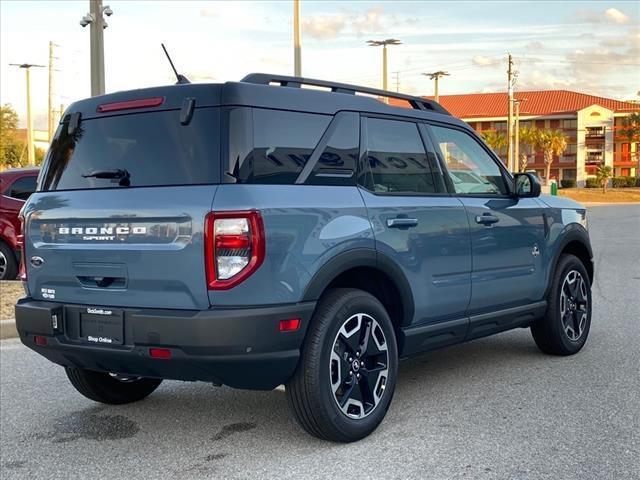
<box><xmin>531</xmin><ymin>254</ymin><xmax>592</xmax><ymax>355</ymax></box>
<box><xmin>286</xmin><ymin>288</ymin><xmax>398</xmax><ymax>442</ymax></box>
<box><xmin>0</xmin><ymin>242</ymin><xmax>18</xmax><ymax>281</ymax></box>
<box><xmin>65</xmin><ymin>367</ymin><xmax>162</xmax><ymax>405</ymax></box>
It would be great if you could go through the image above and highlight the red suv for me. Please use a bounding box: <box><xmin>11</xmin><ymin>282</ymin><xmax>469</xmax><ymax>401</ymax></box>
<box><xmin>0</xmin><ymin>167</ymin><xmax>39</xmax><ymax>280</ymax></box>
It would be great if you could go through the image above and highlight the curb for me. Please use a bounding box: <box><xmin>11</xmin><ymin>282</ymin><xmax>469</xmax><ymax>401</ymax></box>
<box><xmin>0</xmin><ymin>319</ymin><xmax>18</xmax><ymax>340</ymax></box>
<box><xmin>583</xmin><ymin>202</ymin><xmax>640</xmax><ymax>206</ymax></box>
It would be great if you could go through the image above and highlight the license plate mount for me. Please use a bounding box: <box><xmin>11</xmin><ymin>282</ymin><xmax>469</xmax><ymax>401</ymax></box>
<box><xmin>80</xmin><ymin>308</ymin><xmax>123</xmax><ymax>346</ymax></box>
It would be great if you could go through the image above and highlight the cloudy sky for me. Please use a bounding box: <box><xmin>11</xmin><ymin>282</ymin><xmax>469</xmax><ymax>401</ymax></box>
<box><xmin>1</xmin><ymin>1</ymin><xmax>638</xmax><ymax>129</ymax></box>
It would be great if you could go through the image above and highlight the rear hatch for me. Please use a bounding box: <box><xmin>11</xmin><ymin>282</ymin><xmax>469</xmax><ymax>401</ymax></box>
<box><xmin>23</xmin><ymin>87</ymin><xmax>221</xmax><ymax>310</ymax></box>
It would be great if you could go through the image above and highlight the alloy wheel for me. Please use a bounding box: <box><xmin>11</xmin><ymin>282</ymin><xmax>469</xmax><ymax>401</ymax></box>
<box><xmin>560</xmin><ymin>270</ymin><xmax>588</xmax><ymax>341</ymax></box>
<box><xmin>329</xmin><ymin>313</ymin><xmax>389</xmax><ymax>419</ymax></box>
<box><xmin>0</xmin><ymin>251</ymin><xmax>6</xmax><ymax>278</ymax></box>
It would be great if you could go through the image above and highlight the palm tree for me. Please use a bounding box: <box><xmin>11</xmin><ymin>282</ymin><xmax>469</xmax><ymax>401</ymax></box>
<box><xmin>537</xmin><ymin>129</ymin><xmax>568</xmax><ymax>185</ymax></box>
<box><xmin>481</xmin><ymin>130</ymin><xmax>507</xmax><ymax>158</ymax></box>
<box><xmin>620</xmin><ymin>112</ymin><xmax>640</xmax><ymax>173</ymax></box>
<box><xmin>518</xmin><ymin>127</ymin><xmax>539</xmax><ymax>172</ymax></box>
<box><xmin>596</xmin><ymin>164</ymin><xmax>612</xmax><ymax>194</ymax></box>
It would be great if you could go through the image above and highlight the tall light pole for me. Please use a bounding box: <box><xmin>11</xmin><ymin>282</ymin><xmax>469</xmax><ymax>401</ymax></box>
<box><xmin>10</xmin><ymin>63</ymin><xmax>45</xmax><ymax>166</ymax></box>
<box><xmin>367</xmin><ymin>39</ymin><xmax>401</xmax><ymax>92</ymax></box>
<box><xmin>514</xmin><ymin>99</ymin><xmax>521</xmax><ymax>173</ymax></box>
<box><xmin>422</xmin><ymin>71</ymin><xmax>449</xmax><ymax>102</ymax></box>
<box><xmin>80</xmin><ymin>1</ymin><xmax>113</xmax><ymax>96</ymax></box>
<box><xmin>293</xmin><ymin>0</ymin><xmax>301</xmax><ymax>76</ymax></box>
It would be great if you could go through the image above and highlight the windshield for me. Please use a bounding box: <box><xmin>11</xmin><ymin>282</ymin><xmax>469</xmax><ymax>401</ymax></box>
<box><xmin>41</xmin><ymin>107</ymin><xmax>220</xmax><ymax>191</ymax></box>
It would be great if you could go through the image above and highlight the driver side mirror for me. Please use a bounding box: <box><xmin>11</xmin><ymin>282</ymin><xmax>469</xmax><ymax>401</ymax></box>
<box><xmin>513</xmin><ymin>172</ymin><xmax>541</xmax><ymax>198</ymax></box>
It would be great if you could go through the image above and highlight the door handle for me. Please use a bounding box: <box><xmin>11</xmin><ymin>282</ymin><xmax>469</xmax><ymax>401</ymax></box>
<box><xmin>475</xmin><ymin>213</ymin><xmax>500</xmax><ymax>226</ymax></box>
<box><xmin>387</xmin><ymin>218</ymin><xmax>419</xmax><ymax>228</ymax></box>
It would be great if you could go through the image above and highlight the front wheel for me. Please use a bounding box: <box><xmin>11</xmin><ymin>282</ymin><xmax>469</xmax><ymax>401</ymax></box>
<box><xmin>286</xmin><ymin>288</ymin><xmax>398</xmax><ymax>442</ymax></box>
<box><xmin>65</xmin><ymin>367</ymin><xmax>162</xmax><ymax>405</ymax></box>
<box><xmin>531</xmin><ymin>254</ymin><xmax>592</xmax><ymax>355</ymax></box>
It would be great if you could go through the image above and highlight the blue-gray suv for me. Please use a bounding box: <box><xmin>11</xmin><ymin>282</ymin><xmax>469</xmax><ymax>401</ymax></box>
<box><xmin>15</xmin><ymin>74</ymin><xmax>594</xmax><ymax>442</ymax></box>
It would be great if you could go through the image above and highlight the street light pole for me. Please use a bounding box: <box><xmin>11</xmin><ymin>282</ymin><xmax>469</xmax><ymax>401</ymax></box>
<box><xmin>80</xmin><ymin>1</ymin><xmax>113</xmax><ymax>96</ymax></box>
<box><xmin>367</xmin><ymin>39</ymin><xmax>402</xmax><ymax>95</ymax></box>
<box><xmin>10</xmin><ymin>63</ymin><xmax>45</xmax><ymax>166</ymax></box>
<box><xmin>422</xmin><ymin>71</ymin><xmax>449</xmax><ymax>102</ymax></box>
<box><xmin>293</xmin><ymin>0</ymin><xmax>301</xmax><ymax>77</ymax></box>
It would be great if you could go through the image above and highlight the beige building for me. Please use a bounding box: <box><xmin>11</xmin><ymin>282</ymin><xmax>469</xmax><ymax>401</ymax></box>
<box><xmin>425</xmin><ymin>90</ymin><xmax>639</xmax><ymax>187</ymax></box>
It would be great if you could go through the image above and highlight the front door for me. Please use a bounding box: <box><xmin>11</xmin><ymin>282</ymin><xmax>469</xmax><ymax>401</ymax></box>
<box><xmin>359</xmin><ymin>116</ymin><xmax>472</xmax><ymax>331</ymax></box>
<box><xmin>427</xmin><ymin>124</ymin><xmax>546</xmax><ymax>315</ymax></box>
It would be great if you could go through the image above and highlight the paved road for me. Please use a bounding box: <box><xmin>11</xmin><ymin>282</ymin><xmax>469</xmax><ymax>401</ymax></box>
<box><xmin>1</xmin><ymin>205</ymin><xmax>639</xmax><ymax>480</ymax></box>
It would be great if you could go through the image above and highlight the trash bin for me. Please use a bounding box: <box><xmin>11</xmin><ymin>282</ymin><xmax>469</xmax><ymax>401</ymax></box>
<box><xmin>550</xmin><ymin>181</ymin><xmax>558</xmax><ymax>196</ymax></box>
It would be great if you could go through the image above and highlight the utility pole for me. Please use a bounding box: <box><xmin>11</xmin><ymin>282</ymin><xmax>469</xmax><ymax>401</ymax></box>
<box><xmin>47</xmin><ymin>41</ymin><xmax>58</xmax><ymax>142</ymax></box>
<box><xmin>422</xmin><ymin>71</ymin><xmax>449</xmax><ymax>102</ymax></box>
<box><xmin>514</xmin><ymin>99</ymin><xmax>521</xmax><ymax>173</ymax></box>
<box><xmin>367</xmin><ymin>39</ymin><xmax>402</xmax><ymax>95</ymax></box>
<box><xmin>10</xmin><ymin>63</ymin><xmax>45</xmax><ymax>166</ymax></box>
<box><xmin>80</xmin><ymin>1</ymin><xmax>113</xmax><ymax>96</ymax></box>
<box><xmin>293</xmin><ymin>0</ymin><xmax>301</xmax><ymax>76</ymax></box>
<box><xmin>506</xmin><ymin>53</ymin><xmax>515</xmax><ymax>171</ymax></box>
<box><xmin>392</xmin><ymin>71</ymin><xmax>400</xmax><ymax>92</ymax></box>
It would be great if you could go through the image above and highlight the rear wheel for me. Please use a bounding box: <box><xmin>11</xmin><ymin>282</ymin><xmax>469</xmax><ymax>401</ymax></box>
<box><xmin>531</xmin><ymin>254</ymin><xmax>592</xmax><ymax>355</ymax></box>
<box><xmin>286</xmin><ymin>288</ymin><xmax>398</xmax><ymax>442</ymax></box>
<box><xmin>0</xmin><ymin>242</ymin><xmax>18</xmax><ymax>281</ymax></box>
<box><xmin>65</xmin><ymin>367</ymin><xmax>162</xmax><ymax>405</ymax></box>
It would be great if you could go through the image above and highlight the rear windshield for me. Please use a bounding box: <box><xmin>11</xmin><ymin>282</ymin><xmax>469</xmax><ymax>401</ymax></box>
<box><xmin>41</xmin><ymin>107</ymin><xmax>220</xmax><ymax>191</ymax></box>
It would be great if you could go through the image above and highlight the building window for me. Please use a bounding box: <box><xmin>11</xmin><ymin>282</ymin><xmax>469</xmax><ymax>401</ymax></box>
<box><xmin>562</xmin><ymin>119</ymin><xmax>577</xmax><ymax>130</ymax></box>
<box><xmin>565</xmin><ymin>143</ymin><xmax>577</xmax><ymax>154</ymax></box>
<box><xmin>563</xmin><ymin>169</ymin><xmax>576</xmax><ymax>180</ymax></box>
<box><xmin>493</xmin><ymin>121</ymin><xmax>507</xmax><ymax>131</ymax></box>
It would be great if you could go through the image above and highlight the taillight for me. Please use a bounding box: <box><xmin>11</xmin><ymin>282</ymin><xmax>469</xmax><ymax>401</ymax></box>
<box><xmin>17</xmin><ymin>214</ymin><xmax>26</xmax><ymax>281</ymax></box>
<box><xmin>205</xmin><ymin>211</ymin><xmax>265</xmax><ymax>290</ymax></box>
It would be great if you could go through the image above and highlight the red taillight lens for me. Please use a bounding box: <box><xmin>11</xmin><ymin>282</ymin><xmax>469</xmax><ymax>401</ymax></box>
<box><xmin>279</xmin><ymin>318</ymin><xmax>301</xmax><ymax>332</ymax></box>
<box><xmin>205</xmin><ymin>211</ymin><xmax>265</xmax><ymax>290</ymax></box>
<box><xmin>34</xmin><ymin>335</ymin><xmax>48</xmax><ymax>346</ymax></box>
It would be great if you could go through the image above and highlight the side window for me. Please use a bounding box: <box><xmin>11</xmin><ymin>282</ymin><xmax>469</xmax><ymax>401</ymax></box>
<box><xmin>306</xmin><ymin>113</ymin><xmax>358</xmax><ymax>186</ymax></box>
<box><xmin>364</xmin><ymin>118</ymin><xmax>437</xmax><ymax>194</ymax></box>
<box><xmin>430</xmin><ymin>125</ymin><xmax>508</xmax><ymax>195</ymax></box>
<box><xmin>232</xmin><ymin>109</ymin><xmax>331</xmax><ymax>184</ymax></box>
<box><xmin>8</xmin><ymin>176</ymin><xmax>37</xmax><ymax>200</ymax></box>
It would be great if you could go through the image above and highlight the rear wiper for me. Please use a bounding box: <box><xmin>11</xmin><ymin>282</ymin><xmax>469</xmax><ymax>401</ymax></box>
<box><xmin>82</xmin><ymin>169</ymin><xmax>131</xmax><ymax>186</ymax></box>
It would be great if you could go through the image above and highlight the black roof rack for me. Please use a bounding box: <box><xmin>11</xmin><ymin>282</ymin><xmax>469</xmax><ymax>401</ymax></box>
<box><xmin>241</xmin><ymin>73</ymin><xmax>450</xmax><ymax>116</ymax></box>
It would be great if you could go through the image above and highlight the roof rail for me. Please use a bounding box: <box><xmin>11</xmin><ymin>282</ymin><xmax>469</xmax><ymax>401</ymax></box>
<box><xmin>240</xmin><ymin>73</ymin><xmax>450</xmax><ymax>116</ymax></box>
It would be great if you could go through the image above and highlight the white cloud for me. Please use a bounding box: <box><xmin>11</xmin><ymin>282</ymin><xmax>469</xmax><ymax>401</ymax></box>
<box><xmin>302</xmin><ymin>15</ymin><xmax>347</xmax><ymax>40</ymax></box>
<box><xmin>472</xmin><ymin>55</ymin><xmax>501</xmax><ymax>67</ymax></box>
<box><xmin>604</xmin><ymin>8</ymin><xmax>629</xmax><ymax>24</ymax></box>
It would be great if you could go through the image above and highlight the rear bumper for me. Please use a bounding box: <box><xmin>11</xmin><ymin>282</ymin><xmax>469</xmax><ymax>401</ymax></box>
<box><xmin>15</xmin><ymin>298</ymin><xmax>315</xmax><ymax>390</ymax></box>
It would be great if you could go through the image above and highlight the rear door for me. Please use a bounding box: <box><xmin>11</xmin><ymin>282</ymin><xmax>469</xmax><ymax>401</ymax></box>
<box><xmin>427</xmin><ymin>124</ymin><xmax>546</xmax><ymax>317</ymax></box>
<box><xmin>359</xmin><ymin>116</ymin><xmax>472</xmax><ymax>333</ymax></box>
<box><xmin>23</xmin><ymin>106</ymin><xmax>221</xmax><ymax>310</ymax></box>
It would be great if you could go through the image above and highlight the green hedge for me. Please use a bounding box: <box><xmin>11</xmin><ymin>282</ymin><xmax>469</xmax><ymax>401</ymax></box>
<box><xmin>560</xmin><ymin>179</ymin><xmax>576</xmax><ymax>188</ymax></box>
<box><xmin>612</xmin><ymin>176</ymin><xmax>639</xmax><ymax>188</ymax></box>
<box><xmin>585</xmin><ymin>178</ymin><xmax>599</xmax><ymax>188</ymax></box>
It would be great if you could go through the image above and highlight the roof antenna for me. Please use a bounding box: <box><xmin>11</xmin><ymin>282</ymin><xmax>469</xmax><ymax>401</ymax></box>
<box><xmin>161</xmin><ymin>43</ymin><xmax>190</xmax><ymax>84</ymax></box>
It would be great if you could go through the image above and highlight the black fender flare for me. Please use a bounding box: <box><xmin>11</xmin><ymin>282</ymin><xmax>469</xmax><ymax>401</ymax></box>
<box><xmin>545</xmin><ymin>224</ymin><xmax>594</xmax><ymax>297</ymax></box>
<box><xmin>301</xmin><ymin>248</ymin><xmax>415</xmax><ymax>327</ymax></box>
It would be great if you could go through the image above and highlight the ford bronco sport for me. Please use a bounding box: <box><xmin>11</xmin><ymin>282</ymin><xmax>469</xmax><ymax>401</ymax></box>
<box><xmin>15</xmin><ymin>74</ymin><xmax>594</xmax><ymax>442</ymax></box>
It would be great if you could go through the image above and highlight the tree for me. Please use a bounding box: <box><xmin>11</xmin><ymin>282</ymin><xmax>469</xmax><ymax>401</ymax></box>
<box><xmin>0</xmin><ymin>104</ymin><xmax>27</xmax><ymax>170</ymax></box>
<box><xmin>596</xmin><ymin>164</ymin><xmax>612</xmax><ymax>194</ymax></box>
<box><xmin>481</xmin><ymin>130</ymin><xmax>507</xmax><ymax>157</ymax></box>
<box><xmin>518</xmin><ymin>127</ymin><xmax>539</xmax><ymax>172</ymax></box>
<box><xmin>537</xmin><ymin>129</ymin><xmax>568</xmax><ymax>185</ymax></box>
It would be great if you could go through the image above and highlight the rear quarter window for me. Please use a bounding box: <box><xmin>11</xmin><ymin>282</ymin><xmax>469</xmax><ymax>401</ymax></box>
<box><xmin>226</xmin><ymin>108</ymin><xmax>331</xmax><ymax>184</ymax></box>
<box><xmin>41</xmin><ymin>108</ymin><xmax>220</xmax><ymax>191</ymax></box>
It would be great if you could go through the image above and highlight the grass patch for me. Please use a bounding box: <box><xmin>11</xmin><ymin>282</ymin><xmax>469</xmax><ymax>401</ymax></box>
<box><xmin>0</xmin><ymin>281</ymin><xmax>24</xmax><ymax>320</ymax></box>
<box><xmin>559</xmin><ymin>188</ymin><xmax>640</xmax><ymax>203</ymax></box>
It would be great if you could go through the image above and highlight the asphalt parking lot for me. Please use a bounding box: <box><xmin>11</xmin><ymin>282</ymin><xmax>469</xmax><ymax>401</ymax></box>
<box><xmin>1</xmin><ymin>204</ymin><xmax>639</xmax><ymax>480</ymax></box>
